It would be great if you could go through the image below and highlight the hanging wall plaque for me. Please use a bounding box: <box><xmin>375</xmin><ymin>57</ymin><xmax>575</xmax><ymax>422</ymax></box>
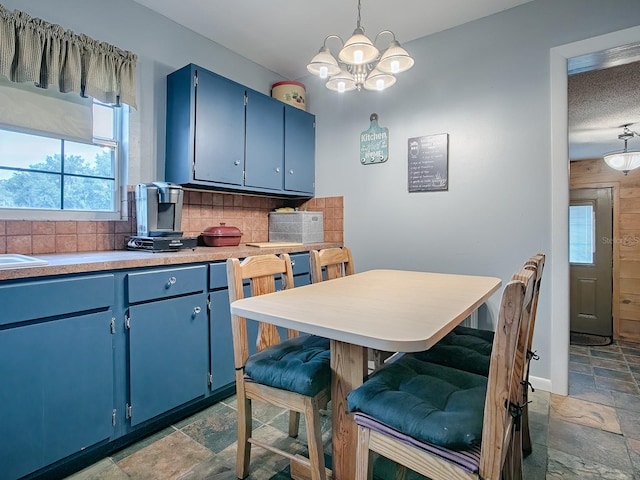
<box><xmin>408</xmin><ymin>133</ymin><xmax>449</xmax><ymax>192</ymax></box>
<box><xmin>360</xmin><ymin>113</ymin><xmax>389</xmax><ymax>164</ymax></box>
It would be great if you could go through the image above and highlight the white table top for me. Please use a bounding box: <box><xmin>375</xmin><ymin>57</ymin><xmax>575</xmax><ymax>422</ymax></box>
<box><xmin>230</xmin><ymin>269</ymin><xmax>502</xmax><ymax>352</ymax></box>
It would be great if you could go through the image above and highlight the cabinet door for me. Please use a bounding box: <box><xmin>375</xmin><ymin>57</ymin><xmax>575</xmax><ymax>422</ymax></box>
<box><xmin>284</xmin><ymin>106</ymin><xmax>315</xmax><ymax>194</ymax></box>
<box><xmin>194</xmin><ymin>68</ymin><xmax>245</xmax><ymax>186</ymax></box>
<box><xmin>0</xmin><ymin>311</ymin><xmax>114</xmax><ymax>480</ymax></box>
<box><xmin>290</xmin><ymin>252</ymin><xmax>312</xmax><ymax>287</ymax></box>
<box><xmin>128</xmin><ymin>293</ymin><xmax>208</xmax><ymax>426</ymax></box>
<box><xmin>209</xmin><ymin>290</ymin><xmax>236</xmax><ymax>391</ymax></box>
<box><xmin>245</xmin><ymin>91</ymin><xmax>284</xmax><ymax>191</ymax></box>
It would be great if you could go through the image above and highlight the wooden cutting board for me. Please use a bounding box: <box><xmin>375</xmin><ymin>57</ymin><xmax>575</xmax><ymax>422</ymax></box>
<box><xmin>246</xmin><ymin>242</ymin><xmax>304</xmax><ymax>248</ymax></box>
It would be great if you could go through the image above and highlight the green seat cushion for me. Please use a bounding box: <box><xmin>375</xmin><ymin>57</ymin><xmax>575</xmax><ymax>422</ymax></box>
<box><xmin>409</xmin><ymin>326</ymin><xmax>493</xmax><ymax>376</ymax></box>
<box><xmin>245</xmin><ymin>334</ymin><xmax>330</xmax><ymax>397</ymax></box>
<box><xmin>347</xmin><ymin>355</ymin><xmax>487</xmax><ymax>449</ymax></box>
<box><xmin>410</xmin><ymin>343</ymin><xmax>490</xmax><ymax>376</ymax></box>
<box><xmin>453</xmin><ymin>325</ymin><xmax>495</xmax><ymax>343</ymax></box>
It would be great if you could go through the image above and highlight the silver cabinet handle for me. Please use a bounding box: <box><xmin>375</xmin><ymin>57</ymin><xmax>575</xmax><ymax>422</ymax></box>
<box><xmin>289</xmin><ymin>169</ymin><xmax>294</xmax><ymax>175</ymax></box>
<box><xmin>291</xmin><ymin>260</ymin><xmax>296</xmax><ymax>266</ymax></box>
<box><xmin>166</xmin><ymin>276</ymin><xmax>177</xmax><ymax>288</ymax></box>
<box><xmin>234</xmin><ymin>160</ymin><xmax>241</xmax><ymax>166</ymax></box>
<box><xmin>193</xmin><ymin>306</ymin><xmax>201</xmax><ymax>314</ymax></box>
<box><xmin>275</xmin><ymin>167</ymin><xmax>281</xmax><ymax>173</ymax></box>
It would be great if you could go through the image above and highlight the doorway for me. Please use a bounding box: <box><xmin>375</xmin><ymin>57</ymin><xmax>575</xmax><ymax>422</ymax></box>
<box><xmin>569</xmin><ymin>188</ymin><xmax>613</xmax><ymax>336</ymax></box>
<box><xmin>550</xmin><ymin>25</ymin><xmax>640</xmax><ymax>395</ymax></box>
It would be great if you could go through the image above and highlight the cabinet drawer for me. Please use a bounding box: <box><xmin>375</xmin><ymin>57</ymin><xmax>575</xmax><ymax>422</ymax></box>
<box><xmin>0</xmin><ymin>274</ymin><xmax>115</xmax><ymax>326</ymax></box>
<box><xmin>127</xmin><ymin>265</ymin><xmax>207</xmax><ymax>304</ymax></box>
<box><xmin>209</xmin><ymin>262</ymin><xmax>228</xmax><ymax>291</ymax></box>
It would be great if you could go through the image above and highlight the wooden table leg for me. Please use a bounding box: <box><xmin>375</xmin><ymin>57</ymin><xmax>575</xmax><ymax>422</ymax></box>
<box><xmin>330</xmin><ymin>339</ymin><xmax>367</xmax><ymax>480</ymax></box>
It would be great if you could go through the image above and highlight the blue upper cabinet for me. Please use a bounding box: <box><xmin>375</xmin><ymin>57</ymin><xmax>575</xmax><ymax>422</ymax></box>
<box><xmin>165</xmin><ymin>64</ymin><xmax>315</xmax><ymax>197</ymax></box>
<box><xmin>194</xmin><ymin>68</ymin><xmax>246</xmax><ymax>186</ymax></box>
<box><xmin>245</xmin><ymin>91</ymin><xmax>284</xmax><ymax>191</ymax></box>
<box><xmin>285</xmin><ymin>105</ymin><xmax>316</xmax><ymax>194</ymax></box>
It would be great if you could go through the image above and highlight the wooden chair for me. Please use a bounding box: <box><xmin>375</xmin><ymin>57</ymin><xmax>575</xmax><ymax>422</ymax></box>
<box><xmin>519</xmin><ymin>253</ymin><xmax>545</xmax><ymax>456</ymax></box>
<box><xmin>227</xmin><ymin>253</ymin><xmax>330</xmax><ymax>480</ymax></box>
<box><xmin>310</xmin><ymin>247</ymin><xmax>392</xmax><ymax>370</ymax></box>
<box><xmin>411</xmin><ymin>253</ymin><xmax>545</xmax><ymax>462</ymax></box>
<box><xmin>348</xmin><ymin>266</ymin><xmax>535</xmax><ymax>480</ymax></box>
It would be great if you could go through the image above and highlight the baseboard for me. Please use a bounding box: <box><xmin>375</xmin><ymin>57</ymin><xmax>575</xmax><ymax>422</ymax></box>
<box><xmin>529</xmin><ymin>375</ymin><xmax>553</xmax><ymax>393</ymax></box>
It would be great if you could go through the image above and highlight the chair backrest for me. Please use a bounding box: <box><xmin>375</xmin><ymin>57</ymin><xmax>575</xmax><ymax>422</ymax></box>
<box><xmin>479</xmin><ymin>267</ymin><xmax>535</xmax><ymax>479</ymax></box>
<box><xmin>310</xmin><ymin>247</ymin><xmax>354</xmax><ymax>283</ymax></box>
<box><xmin>227</xmin><ymin>253</ymin><xmax>296</xmax><ymax>369</ymax></box>
<box><xmin>524</xmin><ymin>253</ymin><xmax>545</xmax><ymax>354</ymax></box>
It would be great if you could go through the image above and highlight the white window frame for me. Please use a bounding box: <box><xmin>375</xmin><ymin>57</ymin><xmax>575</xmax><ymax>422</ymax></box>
<box><xmin>0</xmin><ymin>102</ymin><xmax>129</xmax><ymax>221</ymax></box>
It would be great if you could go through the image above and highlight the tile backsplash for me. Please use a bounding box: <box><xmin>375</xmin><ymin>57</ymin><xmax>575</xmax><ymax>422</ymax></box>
<box><xmin>0</xmin><ymin>190</ymin><xmax>344</xmax><ymax>255</ymax></box>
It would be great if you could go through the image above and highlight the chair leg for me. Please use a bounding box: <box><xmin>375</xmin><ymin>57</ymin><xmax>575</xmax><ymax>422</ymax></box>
<box><xmin>372</xmin><ymin>350</ymin><xmax>393</xmax><ymax>369</ymax></box>
<box><xmin>521</xmin><ymin>403</ymin><xmax>533</xmax><ymax>457</ymax></box>
<box><xmin>236</xmin><ymin>382</ymin><xmax>252</xmax><ymax>479</ymax></box>
<box><xmin>394</xmin><ymin>463</ymin><xmax>408</xmax><ymax>480</ymax></box>
<box><xmin>355</xmin><ymin>425</ymin><xmax>374</xmax><ymax>480</ymax></box>
<box><xmin>522</xmin><ymin>356</ymin><xmax>536</xmax><ymax>456</ymax></box>
<box><xmin>288</xmin><ymin>410</ymin><xmax>301</xmax><ymax>438</ymax></box>
<box><xmin>303</xmin><ymin>397</ymin><xmax>327</xmax><ymax>480</ymax></box>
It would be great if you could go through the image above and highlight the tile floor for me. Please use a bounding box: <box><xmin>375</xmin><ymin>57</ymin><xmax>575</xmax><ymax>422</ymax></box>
<box><xmin>66</xmin><ymin>340</ymin><xmax>640</xmax><ymax>480</ymax></box>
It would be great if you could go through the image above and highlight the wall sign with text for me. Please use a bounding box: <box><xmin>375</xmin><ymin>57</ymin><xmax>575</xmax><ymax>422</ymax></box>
<box><xmin>408</xmin><ymin>133</ymin><xmax>449</xmax><ymax>192</ymax></box>
<box><xmin>360</xmin><ymin>113</ymin><xmax>389</xmax><ymax>164</ymax></box>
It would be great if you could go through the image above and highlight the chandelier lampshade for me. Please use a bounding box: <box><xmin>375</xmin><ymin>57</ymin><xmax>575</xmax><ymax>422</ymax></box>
<box><xmin>306</xmin><ymin>47</ymin><xmax>341</xmax><ymax>78</ymax></box>
<box><xmin>325</xmin><ymin>69</ymin><xmax>358</xmax><ymax>93</ymax></box>
<box><xmin>363</xmin><ymin>68</ymin><xmax>396</xmax><ymax>91</ymax></box>
<box><xmin>603</xmin><ymin>151</ymin><xmax>640</xmax><ymax>175</ymax></box>
<box><xmin>339</xmin><ymin>27</ymin><xmax>379</xmax><ymax>65</ymax></box>
<box><xmin>377</xmin><ymin>40</ymin><xmax>415</xmax><ymax>74</ymax></box>
<box><xmin>603</xmin><ymin>125</ymin><xmax>640</xmax><ymax>176</ymax></box>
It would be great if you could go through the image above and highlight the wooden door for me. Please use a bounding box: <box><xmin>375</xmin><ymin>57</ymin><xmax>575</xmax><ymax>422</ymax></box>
<box><xmin>570</xmin><ymin>188</ymin><xmax>613</xmax><ymax>336</ymax></box>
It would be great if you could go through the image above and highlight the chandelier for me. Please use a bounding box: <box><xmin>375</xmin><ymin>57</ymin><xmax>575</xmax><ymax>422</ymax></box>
<box><xmin>306</xmin><ymin>0</ymin><xmax>414</xmax><ymax>93</ymax></box>
<box><xmin>603</xmin><ymin>125</ymin><xmax>640</xmax><ymax>175</ymax></box>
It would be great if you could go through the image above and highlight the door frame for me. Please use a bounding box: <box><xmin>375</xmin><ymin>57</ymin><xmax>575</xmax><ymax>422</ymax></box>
<box><xmin>569</xmin><ymin>181</ymin><xmax>620</xmax><ymax>338</ymax></box>
<box><xmin>550</xmin><ymin>25</ymin><xmax>640</xmax><ymax>395</ymax></box>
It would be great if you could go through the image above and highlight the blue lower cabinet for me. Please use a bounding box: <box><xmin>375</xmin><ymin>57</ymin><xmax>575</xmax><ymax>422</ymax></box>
<box><xmin>127</xmin><ymin>293</ymin><xmax>209</xmax><ymax>426</ymax></box>
<box><xmin>209</xmin><ymin>289</ymin><xmax>236</xmax><ymax>391</ymax></box>
<box><xmin>0</xmin><ymin>310</ymin><xmax>114</xmax><ymax>480</ymax></box>
<box><xmin>0</xmin><ymin>254</ymin><xmax>314</xmax><ymax>479</ymax></box>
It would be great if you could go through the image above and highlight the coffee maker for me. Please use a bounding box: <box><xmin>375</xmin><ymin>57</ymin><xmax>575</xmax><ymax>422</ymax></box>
<box><xmin>128</xmin><ymin>182</ymin><xmax>197</xmax><ymax>252</ymax></box>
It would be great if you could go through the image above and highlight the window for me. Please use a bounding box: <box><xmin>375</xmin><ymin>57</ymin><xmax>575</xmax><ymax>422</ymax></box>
<box><xmin>0</xmin><ymin>101</ymin><xmax>125</xmax><ymax>219</ymax></box>
<box><xmin>569</xmin><ymin>204</ymin><xmax>595</xmax><ymax>264</ymax></box>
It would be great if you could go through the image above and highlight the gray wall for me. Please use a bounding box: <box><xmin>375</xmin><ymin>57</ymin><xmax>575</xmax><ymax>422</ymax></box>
<box><xmin>2</xmin><ymin>0</ymin><xmax>286</xmax><ymax>185</ymax></box>
<box><xmin>305</xmin><ymin>0</ymin><xmax>640</xmax><ymax>387</ymax></box>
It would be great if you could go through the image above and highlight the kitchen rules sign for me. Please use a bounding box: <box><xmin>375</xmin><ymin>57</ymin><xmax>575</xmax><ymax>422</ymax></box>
<box><xmin>360</xmin><ymin>113</ymin><xmax>388</xmax><ymax>164</ymax></box>
<box><xmin>408</xmin><ymin>133</ymin><xmax>449</xmax><ymax>192</ymax></box>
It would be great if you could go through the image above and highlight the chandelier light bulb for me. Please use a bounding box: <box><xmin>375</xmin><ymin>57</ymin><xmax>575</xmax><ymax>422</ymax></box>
<box><xmin>338</xmin><ymin>81</ymin><xmax>346</xmax><ymax>93</ymax></box>
<box><xmin>354</xmin><ymin>50</ymin><xmax>364</xmax><ymax>64</ymax></box>
<box><xmin>390</xmin><ymin>60</ymin><xmax>400</xmax><ymax>74</ymax></box>
<box><xmin>319</xmin><ymin>66</ymin><xmax>328</xmax><ymax>79</ymax></box>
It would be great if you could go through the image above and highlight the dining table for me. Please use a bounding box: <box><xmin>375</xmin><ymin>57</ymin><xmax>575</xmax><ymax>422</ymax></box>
<box><xmin>230</xmin><ymin>269</ymin><xmax>502</xmax><ymax>480</ymax></box>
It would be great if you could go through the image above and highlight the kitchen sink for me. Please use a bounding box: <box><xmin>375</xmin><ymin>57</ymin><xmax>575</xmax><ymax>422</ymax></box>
<box><xmin>0</xmin><ymin>254</ymin><xmax>49</xmax><ymax>269</ymax></box>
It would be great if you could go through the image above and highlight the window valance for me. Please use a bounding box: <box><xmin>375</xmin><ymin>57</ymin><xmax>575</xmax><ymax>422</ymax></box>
<box><xmin>0</xmin><ymin>4</ymin><xmax>137</xmax><ymax>108</ymax></box>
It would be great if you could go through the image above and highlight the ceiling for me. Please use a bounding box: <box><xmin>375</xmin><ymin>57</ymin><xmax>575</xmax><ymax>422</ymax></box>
<box><xmin>569</xmin><ymin>51</ymin><xmax>640</xmax><ymax>160</ymax></box>
<box><xmin>132</xmin><ymin>0</ymin><xmax>640</xmax><ymax>161</ymax></box>
<box><xmin>131</xmin><ymin>0</ymin><xmax>533</xmax><ymax>79</ymax></box>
